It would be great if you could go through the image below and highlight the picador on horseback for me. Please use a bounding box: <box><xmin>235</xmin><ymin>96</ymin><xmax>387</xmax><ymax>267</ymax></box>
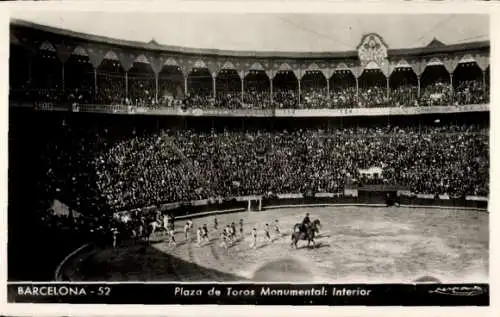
<box><xmin>291</xmin><ymin>212</ymin><xmax>321</xmax><ymax>248</ymax></box>
<box><xmin>302</xmin><ymin>213</ymin><xmax>311</xmax><ymax>232</ymax></box>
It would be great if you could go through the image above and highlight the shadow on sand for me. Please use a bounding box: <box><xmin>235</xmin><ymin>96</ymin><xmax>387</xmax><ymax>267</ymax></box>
<box><xmin>62</xmin><ymin>242</ymin><xmax>246</xmax><ymax>282</ymax></box>
<box><xmin>293</xmin><ymin>242</ymin><xmax>330</xmax><ymax>250</ymax></box>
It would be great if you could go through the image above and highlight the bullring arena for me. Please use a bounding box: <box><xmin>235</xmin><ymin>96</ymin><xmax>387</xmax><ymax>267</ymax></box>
<box><xmin>59</xmin><ymin>205</ymin><xmax>488</xmax><ymax>283</ymax></box>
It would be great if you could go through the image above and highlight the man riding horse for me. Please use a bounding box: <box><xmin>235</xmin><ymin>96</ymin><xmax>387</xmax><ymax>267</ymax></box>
<box><xmin>302</xmin><ymin>213</ymin><xmax>311</xmax><ymax>232</ymax></box>
<box><xmin>291</xmin><ymin>213</ymin><xmax>321</xmax><ymax>248</ymax></box>
<box><xmin>293</xmin><ymin>213</ymin><xmax>312</xmax><ymax>233</ymax></box>
<box><xmin>291</xmin><ymin>214</ymin><xmax>321</xmax><ymax>248</ymax></box>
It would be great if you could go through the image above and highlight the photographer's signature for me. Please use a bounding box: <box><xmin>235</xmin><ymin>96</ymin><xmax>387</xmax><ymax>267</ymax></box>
<box><xmin>429</xmin><ymin>286</ymin><xmax>484</xmax><ymax>296</ymax></box>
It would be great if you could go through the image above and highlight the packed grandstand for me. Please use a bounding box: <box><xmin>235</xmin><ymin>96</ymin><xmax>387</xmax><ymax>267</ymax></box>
<box><xmin>8</xmin><ymin>20</ymin><xmax>490</xmax><ymax>280</ymax></box>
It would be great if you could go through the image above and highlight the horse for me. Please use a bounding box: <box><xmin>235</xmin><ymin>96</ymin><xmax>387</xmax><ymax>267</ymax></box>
<box><xmin>140</xmin><ymin>222</ymin><xmax>152</xmax><ymax>240</ymax></box>
<box><xmin>311</xmin><ymin>219</ymin><xmax>321</xmax><ymax>234</ymax></box>
<box><xmin>293</xmin><ymin>219</ymin><xmax>321</xmax><ymax>234</ymax></box>
<box><xmin>140</xmin><ymin>219</ymin><xmax>166</xmax><ymax>241</ymax></box>
<box><xmin>135</xmin><ymin>222</ymin><xmax>151</xmax><ymax>241</ymax></box>
<box><xmin>290</xmin><ymin>220</ymin><xmax>320</xmax><ymax>249</ymax></box>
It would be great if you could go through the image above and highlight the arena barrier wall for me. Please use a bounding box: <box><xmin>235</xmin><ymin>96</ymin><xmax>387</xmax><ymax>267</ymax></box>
<box><xmin>269</xmin><ymin>195</ymin><xmax>487</xmax><ymax>211</ymax></box>
<box><xmin>116</xmin><ymin>193</ymin><xmax>488</xmax><ymax>219</ymax></box>
<box><xmin>54</xmin><ymin>243</ymin><xmax>92</xmax><ymax>281</ymax></box>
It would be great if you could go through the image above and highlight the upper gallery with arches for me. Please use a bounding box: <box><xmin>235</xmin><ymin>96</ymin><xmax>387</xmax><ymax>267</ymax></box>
<box><xmin>10</xmin><ymin>19</ymin><xmax>490</xmax><ymax>110</ymax></box>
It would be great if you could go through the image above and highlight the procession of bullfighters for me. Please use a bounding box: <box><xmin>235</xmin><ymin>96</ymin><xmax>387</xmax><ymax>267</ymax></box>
<box><xmin>109</xmin><ymin>210</ymin><xmax>321</xmax><ymax>250</ymax></box>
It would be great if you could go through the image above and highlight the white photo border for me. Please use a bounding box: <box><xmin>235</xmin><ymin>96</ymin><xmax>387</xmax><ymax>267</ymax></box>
<box><xmin>0</xmin><ymin>1</ymin><xmax>497</xmax><ymax>316</ymax></box>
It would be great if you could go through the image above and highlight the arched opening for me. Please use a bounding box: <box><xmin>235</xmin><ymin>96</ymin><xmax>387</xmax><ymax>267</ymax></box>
<box><xmin>32</xmin><ymin>45</ymin><xmax>62</xmax><ymax>102</ymax></box>
<box><xmin>158</xmin><ymin>65</ymin><xmax>184</xmax><ymax>107</ymax></box>
<box><xmin>420</xmin><ymin>64</ymin><xmax>451</xmax><ymax>107</ymax></box>
<box><xmin>301</xmin><ymin>70</ymin><xmax>327</xmax><ymax>109</ymax></box>
<box><xmin>389</xmin><ymin>67</ymin><xmax>418</xmax><ymax>107</ymax></box>
<box><xmin>65</xmin><ymin>53</ymin><xmax>94</xmax><ymax>104</ymax></box>
<box><xmin>96</xmin><ymin>58</ymin><xmax>125</xmax><ymax>105</ymax></box>
<box><xmin>186</xmin><ymin>67</ymin><xmax>212</xmax><ymax>107</ymax></box>
<box><xmin>273</xmin><ymin>70</ymin><xmax>298</xmax><ymax>109</ymax></box>
<box><xmin>454</xmin><ymin>62</ymin><xmax>486</xmax><ymax>105</ymax></box>
<box><xmin>128</xmin><ymin>59</ymin><xmax>155</xmax><ymax>107</ymax></box>
<box><xmin>330</xmin><ymin>70</ymin><xmax>356</xmax><ymax>109</ymax></box>
<box><xmin>244</xmin><ymin>70</ymin><xmax>270</xmax><ymax>109</ymax></box>
<box><xmin>216</xmin><ymin>69</ymin><xmax>241</xmax><ymax>109</ymax></box>
<box><xmin>9</xmin><ymin>45</ymin><xmax>34</xmax><ymax>102</ymax></box>
<box><xmin>358</xmin><ymin>69</ymin><xmax>387</xmax><ymax>108</ymax></box>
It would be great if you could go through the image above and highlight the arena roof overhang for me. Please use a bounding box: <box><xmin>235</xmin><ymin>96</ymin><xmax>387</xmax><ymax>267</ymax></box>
<box><xmin>10</xmin><ymin>19</ymin><xmax>490</xmax><ymax>77</ymax></box>
<box><xmin>11</xmin><ymin>19</ymin><xmax>490</xmax><ymax>58</ymax></box>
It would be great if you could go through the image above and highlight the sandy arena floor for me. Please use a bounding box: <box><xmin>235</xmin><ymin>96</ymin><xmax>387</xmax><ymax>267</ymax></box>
<box><xmin>62</xmin><ymin>206</ymin><xmax>488</xmax><ymax>283</ymax></box>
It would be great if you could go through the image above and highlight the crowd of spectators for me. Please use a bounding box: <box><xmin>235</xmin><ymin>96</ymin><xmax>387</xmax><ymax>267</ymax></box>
<box><xmin>17</xmin><ymin>114</ymin><xmax>488</xmax><ymax>215</ymax></box>
<box><xmin>215</xmin><ymin>92</ymin><xmax>242</xmax><ymax>109</ymax></box>
<box><xmin>128</xmin><ymin>77</ymin><xmax>155</xmax><ymax>107</ymax></box>
<box><xmin>184</xmin><ymin>90</ymin><xmax>215</xmax><ymax>108</ymax></box>
<box><xmin>419</xmin><ymin>82</ymin><xmax>454</xmax><ymax>107</ymax></box>
<box><xmin>10</xmin><ymin>71</ymin><xmax>489</xmax><ymax>110</ymax></box>
<box><xmin>97</xmin><ymin>125</ymin><xmax>489</xmax><ymax>211</ymax></box>
<box><xmin>301</xmin><ymin>88</ymin><xmax>330</xmax><ymax>109</ymax></box>
<box><xmin>358</xmin><ymin>87</ymin><xmax>390</xmax><ymax>108</ymax></box>
<box><xmin>329</xmin><ymin>87</ymin><xmax>358</xmax><ymax>109</ymax></box>
<box><xmin>95</xmin><ymin>74</ymin><xmax>125</xmax><ymax>105</ymax></box>
<box><xmin>455</xmin><ymin>80</ymin><xmax>489</xmax><ymax>106</ymax></box>
<box><xmin>272</xmin><ymin>90</ymin><xmax>298</xmax><ymax>109</ymax></box>
<box><xmin>391</xmin><ymin>85</ymin><xmax>418</xmax><ymax>107</ymax></box>
<box><xmin>243</xmin><ymin>89</ymin><xmax>271</xmax><ymax>109</ymax></box>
